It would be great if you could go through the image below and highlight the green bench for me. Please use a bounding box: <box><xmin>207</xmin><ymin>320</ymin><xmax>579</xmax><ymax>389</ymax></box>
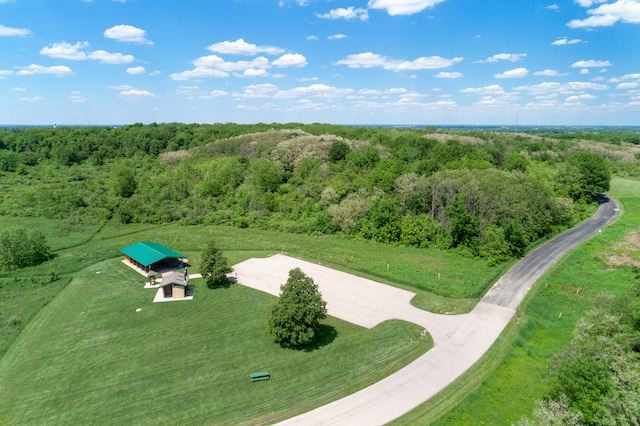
<box><xmin>250</xmin><ymin>371</ymin><xmax>270</xmax><ymax>382</ymax></box>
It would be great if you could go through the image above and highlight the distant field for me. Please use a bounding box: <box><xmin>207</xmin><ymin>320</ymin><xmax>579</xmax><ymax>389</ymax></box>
<box><xmin>0</xmin><ymin>258</ymin><xmax>430</xmax><ymax>425</ymax></box>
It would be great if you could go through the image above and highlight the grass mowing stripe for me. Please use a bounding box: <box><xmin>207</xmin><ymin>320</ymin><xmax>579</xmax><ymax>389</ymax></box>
<box><xmin>0</xmin><ymin>258</ymin><xmax>431</xmax><ymax>425</ymax></box>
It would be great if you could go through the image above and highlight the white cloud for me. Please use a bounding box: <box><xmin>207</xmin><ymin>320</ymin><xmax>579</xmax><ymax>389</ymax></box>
<box><xmin>574</xmin><ymin>0</ymin><xmax>607</xmax><ymax>7</ymax></box>
<box><xmin>460</xmin><ymin>85</ymin><xmax>506</xmax><ymax>95</ymax></box>
<box><xmin>335</xmin><ymin>52</ymin><xmax>463</xmax><ymax>71</ymax></box>
<box><xmin>551</xmin><ymin>37</ymin><xmax>583</xmax><ymax>45</ymax></box>
<box><xmin>317</xmin><ymin>7</ymin><xmax>369</xmax><ymax>21</ymax></box>
<box><xmin>616</xmin><ymin>82</ymin><xmax>640</xmax><ymax>89</ymax></box>
<box><xmin>272</xmin><ymin>53</ymin><xmax>307</xmax><ymax>67</ymax></box>
<box><xmin>327</xmin><ymin>34</ymin><xmax>347</xmax><ymax>40</ymax></box>
<box><xmin>126</xmin><ymin>66</ymin><xmax>146</xmax><ymax>75</ymax></box>
<box><xmin>16</xmin><ymin>64</ymin><xmax>74</xmax><ymax>76</ymax></box>
<box><xmin>307</xmin><ymin>35</ymin><xmax>319</xmax><ymax>41</ymax></box>
<box><xmin>19</xmin><ymin>96</ymin><xmax>44</xmax><ymax>103</ymax></box>
<box><xmin>118</xmin><ymin>87</ymin><xmax>158</xmax><ymax>101</ymax></box>
<box><xmin>242</xmin><ymin>68</ymin><xmax>269</xmax><ymax>78</ymax></box>
<box><xmin>0</xmin><ymin>24</ymin><xmax>31</xmax><ymax>36</ymax></box>
<box><xmin>514</xmin><ymin>81</ymin><xmax>609</xmax><ymax>96</ymax></box>
<box><xmin>565</xmin><ymin>93</ymin><xmax>597</xmax><ymax>102</ymax></box>
<box><xmin>609</xmin><ymin>73</ymin><xmax>640</xmax><ymax>82</ymax></box>
<box><xmin>494</xmin><ymin>67</ymin><xmax>529</xmax><ymax>78</ymax></box>
<box><xmin>170</xmin><ymin>68</ymin><xmax>229</xmax><ymax>80</ymax></box>
<box><xmin>571</xmin><ymin>59</ymin><xmax>612</xmax><ymax>67</ymax></box>
<box><xmin>546</xmin><ymin>4</ymin><xmax>560</xmax><ymax>10</ymax></box>
<box><xmin>40</xmin><ymin>42</ymin><xmax>89</xmax><ymax>60</ymax></box>
<box><xmin>87</xmin><ymin>50</ymin><xmax>134</xmax><ymax>64</ymax></box>
<box><xmin>0</xmin><ymin>70</ymin><xmax>12</xmax><ymax>78</ymax></box>
<box><xmin>40</xmin><ymin>41</ymin><xmax>134</xmax><ymax>64</ymax></box>
<box><xmin>68</xmin><ymin>91</ymin><xmax>87</xmax><ymax>103</ymax></box>
<box><xmin>207</xmin><ymin>38</ymin><xmax>284</xmax><ymax>56</ymax></box>
<box><xmin>368</xmin><ymin>0</ymin><xmax>446</xmax><ymax>16</ymax></box>
<box><xmin>435</xmin><ymin>71</ymin><xmax>463</xmax><ymax>78</ymax></box>
<box><xmin>477</xmin><ymin>53</ymin><xmax>527</xmax><ymax>63</ymax></box>
<box><xmin>534</xmin><ymin>69</ymin><xmax>567</xmax><ymax>76</ymax></box>
<box><xmin>104</xmin><ymin>25</ymin><xmax>152</xmax><ymax>44</ymax></box>
<box><xmin>568</xmin><ymin>0</ymin><xmax>640</xmax><ymax>28</ymax></box>
<box><xmin>580</xmin><ymin>68</ymin><xmax>590</xmax><ymax>74</ymax></box>
<box><xmin>11</xmin><ymin>87</ymin><xmax>26</xmax><ymax>91</ymax></box>
<box><xmin>200</xmin><ymin>90</ymin><xmax>228</xmax><ymax>99</ymax></box>
<box><xmin>233</xmin><ymin>83</ymin><xmax>279</xmax><ymax>99</ymax></box>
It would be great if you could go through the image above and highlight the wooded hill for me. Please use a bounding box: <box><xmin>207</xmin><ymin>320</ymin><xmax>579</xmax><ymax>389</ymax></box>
<box><xmin>1</xmin><ymin>123</ymin><xmax>639</xmax><ymax>265</ymax></box>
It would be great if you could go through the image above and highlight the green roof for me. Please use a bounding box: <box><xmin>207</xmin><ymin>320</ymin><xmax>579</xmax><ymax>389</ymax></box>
<box><xmin>121</xmin><ymin>242</ymin><xmax>186</xmax><ymax>267</ymax></box>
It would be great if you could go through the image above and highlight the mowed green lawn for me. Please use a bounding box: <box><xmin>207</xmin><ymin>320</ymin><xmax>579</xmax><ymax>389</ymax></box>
<box><xmin>0</xmin><ymin>258</ymin><xmax>431</xmax><ymax>425</ymax></box>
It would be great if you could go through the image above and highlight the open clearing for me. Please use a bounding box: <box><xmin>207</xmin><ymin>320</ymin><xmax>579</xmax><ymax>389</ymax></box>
<box><xmin>232</xmin><ymin>254</ymin><xmax>467</xmax><ymax>345</ymax></box>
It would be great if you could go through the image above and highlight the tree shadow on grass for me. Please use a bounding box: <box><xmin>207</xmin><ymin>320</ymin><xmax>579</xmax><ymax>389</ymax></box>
<box><xmin>207</xmin><ymin>276</ymin><xmax>234</xmax><ymax>289</ymax></box>
<box><xmin>300</xmin><ymin>324</ymin><xmax>338</xmax><ymax>352</ymax></box>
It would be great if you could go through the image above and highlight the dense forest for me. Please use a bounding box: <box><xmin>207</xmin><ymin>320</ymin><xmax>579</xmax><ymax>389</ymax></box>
<box><xmin>0</xmin><ymin>123</ymin><xmax>638</xmax><ymax>266</ymax></box>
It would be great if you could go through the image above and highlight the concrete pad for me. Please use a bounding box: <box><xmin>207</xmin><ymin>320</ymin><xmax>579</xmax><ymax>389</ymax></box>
<box><xmin>230</xmin><ymin>254</ymin><xmax>467</xmax><ymax>346</ymax></box>
<box><xmin>152</xmin><ymin>287</ymin><xmax>194</xmax><ymax>303</ymax></box>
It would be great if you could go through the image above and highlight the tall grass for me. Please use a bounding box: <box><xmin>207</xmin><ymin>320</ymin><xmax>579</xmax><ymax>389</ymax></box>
<box><xmin>393</xmin><ymin>177</ymin><xmax>640</xmax><ymax>425</ymax></box>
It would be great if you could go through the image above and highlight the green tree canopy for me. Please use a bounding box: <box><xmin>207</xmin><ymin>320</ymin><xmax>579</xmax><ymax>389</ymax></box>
<box><xmin>0</xmin><ymin>227</ymin><xmax>51</xmax><ymax>271</ymax></box>
<box><xmin>199</xmin><ymin>239</ymin><xmax>232</xmax><ymax>288</ymax></box>
<box><xmin>269</xmin><ymin>268</ymin><xmax>327</xmax><ymax>348</ymax></box>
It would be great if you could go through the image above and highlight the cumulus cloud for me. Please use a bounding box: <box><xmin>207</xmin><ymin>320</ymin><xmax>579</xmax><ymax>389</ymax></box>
<box><xmin>616</xmin><ymin>82</ymin><xmax>640</xmax><ymax>89</ymax></box>
<box><xmin>104</xmin><ymin>25</ymin><xmax>153</xmax><ymax>44</ymax></box>
<box><xmin>335</xmin><ymin>52</ymin><xmax>463</xmax><ymax>71</ymax></box>
<box><xmin>40</xmin><ymin>41</ymin><xmax>134</xmax><ymax>64</ymax></box>
<box><xmin>571</xmin><ymin>59</ymin><xmax>612</xmax><ymax>67</ymax></box>
<box><xmin>0</xmin><ymin>70</ymin><xmax>12</xmax><ymax>78</ymax></box>
<box><xmin>435</xmin><ymin>71</ymin><xmax>463</xmax><ymax>78</ymax></box>
<box><xmin>0</xmin><ymin>24</ymin><xmax>31</xmax><ymax>36</ymax></box>
<box><xmin>109</xmin><ymin>85</ymin><xmax>157</xmax><ymax>100</ymax></box>
<box><xmin>568</xmin><ymin>0</ymin><xmax>640</xmax><ymax>28</ymax></box>
<box><xmin>368</xmin><ymin>0</ymin><xmax>446</xmax><ymax>16</ymax></box>
<box><xmin>16</xmin><ymin>64</ymin><xmax>74</xmax><ymax>76</ymax></box>
<box><xmin>546</xmin><ymin>4</ymin><xmax>560</xmax><ymax>10</ymax></box>
<box><xmin>534</xmin><ymin>69</ymin><xmax>568</xmax><ymax>76</ymax></box>
<box><xmin>272</xmin><ymin>53</ymin><xmax>307</xmax><ymax>67</ymax></box>
<box><xmin>551</xmin><ymin>37</ymin><xmax>583</xmax><ymax>45</ymax></box>
<box><xmin>317</xmin><ymin>7</ymin><xmax>369</xmax><ymax>21</ymax></box>
<box><xmin>494</xmin><ymin>67</ymin><xmax>529</xmax><ymax>78</ymax></box>
<box><xmin>88</xmin><ymin>50</ymin><xmax>134</xmax><ymax>64</ymax></box>
<box><xmin>476</xmin><ymin>53</ymin><xmax>527</xmax><ymax>63</ymax></box>
<box><xmin>460</xmin><ymin>85</ymin><xmax>506</xmax><ymax>95</ymax></box>
<box><xmin>207</xmin><ymin>38</ymin><xmax>284</xmax><ymax>56</ymax></box>
<box><xmin>200</xmin><ymin>90</ymin><xmax>228</xmax><ymax>99</ymax></box>
<box><xmin>126</xmin><ymin>66</ymin><xmax>146</xmax><ymax>74</ymax></box>
<box><xmin>565</xmin><ymin>93</ymin><xmax>597</xmax><ymax>102</ymax></box>
<box><xmin>327</xmin><ymin>34</ymin><xmax>347</xmax><ymax>40</ymax></box>
<box><xmin>514</xmin><ymin>81</ymin><xmax>609</xmax><ymax>96</ymax></box>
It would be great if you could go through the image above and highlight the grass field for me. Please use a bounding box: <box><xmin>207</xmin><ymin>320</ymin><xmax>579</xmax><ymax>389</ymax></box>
<box><xmin>3</xmin><ymin>180</ymin><xmax>629</xmax><ymax>425</ymax></box>
<box><xmin>0</xmin><ymin>209</ymin><xmax>502</xmax><ymax>425</ymax></box>
<box><xmin>392</xmin><ymin>177</ymin><xmax>640</xmax><ymax>425</ymax></box>
<box><xmin>0</xmin><ymin>257</ymin><xmax>431</xmax><ymax>425</ymax></box>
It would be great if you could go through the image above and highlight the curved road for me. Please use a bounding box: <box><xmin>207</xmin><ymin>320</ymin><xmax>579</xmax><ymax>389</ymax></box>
<box><xmin>276</xmin><ymin>194</ymin><xmax>620</xmax><ymax>425</ymax></box>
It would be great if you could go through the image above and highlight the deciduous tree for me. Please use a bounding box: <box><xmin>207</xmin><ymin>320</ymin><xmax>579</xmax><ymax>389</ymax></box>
<box><xmin>199</xmin><ymin>239</ymin><xmax>232</xmax><ymax>288</ymax></box>
<box><xmin>269</xmin><ymin>268</ymin><xmax>327</xmax><ymax>348</ymax></box>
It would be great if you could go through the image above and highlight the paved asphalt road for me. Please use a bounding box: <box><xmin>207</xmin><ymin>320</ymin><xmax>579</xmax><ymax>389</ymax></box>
<box><xmin>269</xmin><ymin>194</ymin><xmax>620</xmax><ymax>426</ymax></box>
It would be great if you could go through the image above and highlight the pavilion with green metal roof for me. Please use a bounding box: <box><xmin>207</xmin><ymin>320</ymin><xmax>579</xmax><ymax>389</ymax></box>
<box><xmin>121</xmin><ymin>242</ymin><xmax>187</xmax><ymax>276</ymax></box>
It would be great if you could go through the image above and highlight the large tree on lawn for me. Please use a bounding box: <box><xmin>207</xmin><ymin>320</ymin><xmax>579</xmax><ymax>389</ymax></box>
<box><xmin>199</xmin><ymin>239</ymin><xmax>232</xmax><ymax>288</ymax></box>
<box><xmin>269</xmin><ymin>268</ymin><xmax>327</xmax><ymax>348</ymax></box>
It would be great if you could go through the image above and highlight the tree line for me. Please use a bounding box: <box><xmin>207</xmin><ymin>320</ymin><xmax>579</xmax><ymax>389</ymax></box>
<box><xmin>0</xmin><ymin>123</ymin><xmax>625</xmax><ymax>264</ymax></box>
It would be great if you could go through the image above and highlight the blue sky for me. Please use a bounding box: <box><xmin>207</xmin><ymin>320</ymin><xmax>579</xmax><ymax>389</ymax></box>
<box><xmin>1</xmin><ymin>0</ymin><xmax>638</xmax><ymax>125</ymax></box>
